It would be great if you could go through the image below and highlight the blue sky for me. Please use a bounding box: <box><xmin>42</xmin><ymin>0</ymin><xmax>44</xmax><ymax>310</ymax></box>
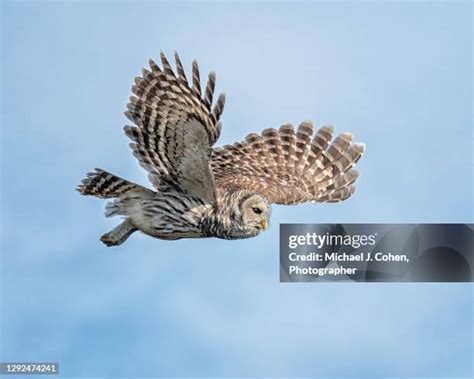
<box><xmin>1</xmin><ymin>1</ymin><xmax>472</xmax><ymax>378</ymax></box>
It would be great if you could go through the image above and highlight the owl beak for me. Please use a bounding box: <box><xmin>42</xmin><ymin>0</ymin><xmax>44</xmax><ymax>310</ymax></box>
<box><xmin>260</xmin><ymin>219</ymin><xmax>268</xmax><ymax>230</ymax></box>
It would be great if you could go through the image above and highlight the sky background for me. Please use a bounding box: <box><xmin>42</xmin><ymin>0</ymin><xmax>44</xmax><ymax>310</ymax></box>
<box><xmin>1</xmin><ymin>1</ymin><xmax>473</xmax><ymax>378</ymax></box>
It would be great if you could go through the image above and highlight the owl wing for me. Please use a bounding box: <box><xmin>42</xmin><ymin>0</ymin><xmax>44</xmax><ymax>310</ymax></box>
<box><xmin>211</xmin><ymin>121</ymin><xmax>365</xmax><ymax>205</ymax></box>
<box><xmin>124</xmin><ymin>51</ymin><xmax>225</xmax><ymax>203</ymax></box>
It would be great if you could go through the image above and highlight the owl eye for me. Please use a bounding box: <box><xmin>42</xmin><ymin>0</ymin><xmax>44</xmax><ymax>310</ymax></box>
<box><xmin>252</xmin><ymin>207</ymin><xmax>262</xmax><ymax>215</ymax></box>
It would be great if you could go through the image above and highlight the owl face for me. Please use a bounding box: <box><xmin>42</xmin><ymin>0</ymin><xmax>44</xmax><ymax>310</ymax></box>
<box><xmin>241</xmin><ymin>193</ymin><xmax>270</xmax><ymax>232</ymax></box>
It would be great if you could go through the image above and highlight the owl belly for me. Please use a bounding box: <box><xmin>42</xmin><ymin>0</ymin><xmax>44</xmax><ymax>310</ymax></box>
<box><xmin>130</xmin><ymin>192</ymin><xmax>213</xmax><ymax>240</ymax></box>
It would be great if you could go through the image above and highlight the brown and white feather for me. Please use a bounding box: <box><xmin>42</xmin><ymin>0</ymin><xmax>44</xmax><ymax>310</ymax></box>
<box><xmin>124</xmin><ymin>51</ymin><xmax>225</xmax><ymax>203</ymax></box>
<box><xmin>211</xmin><ymin>121</ymin><xmax>365</xmax><ymax>205</ymax></box>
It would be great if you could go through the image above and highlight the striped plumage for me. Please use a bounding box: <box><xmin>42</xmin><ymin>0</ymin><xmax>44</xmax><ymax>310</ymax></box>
<box><xmin>212</xmin><ymin>123</ymin><xmax>364</xmax><ymax>204</ymax></box>
<box><xmin>77</xmin><ymin>51</ymin><xmax>365</xmax><ymax>246</ymax></box>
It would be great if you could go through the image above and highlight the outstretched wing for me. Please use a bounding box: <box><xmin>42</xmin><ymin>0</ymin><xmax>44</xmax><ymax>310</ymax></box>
<box><xmin>211</xmin><ymin>121</ymin><xmax>365</xmax><ymax>205</ymax></box>
<box><xmin>124</xmin><ymin>51</ymin><xmax>226</xmax><ymax>203</ymax></box>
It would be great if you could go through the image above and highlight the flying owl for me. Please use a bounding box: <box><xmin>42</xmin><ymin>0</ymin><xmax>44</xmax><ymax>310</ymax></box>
<box><xmin>77</xmin><ymin>51</ymin><xmax>365</xmax><ymax>246</ymax></box>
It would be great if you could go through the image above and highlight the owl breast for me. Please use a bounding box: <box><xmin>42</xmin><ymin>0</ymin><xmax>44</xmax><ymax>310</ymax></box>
<box><xmin>111</xmin><ymin>188</ymin><xmax>263</xmax><ymax>241</ymax></box>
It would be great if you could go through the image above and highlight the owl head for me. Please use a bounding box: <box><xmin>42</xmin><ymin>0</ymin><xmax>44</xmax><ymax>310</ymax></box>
<box><xmin>232</xmin><ymin>191</ymin><xmax>270</xmax><ymax>236</ymax></box>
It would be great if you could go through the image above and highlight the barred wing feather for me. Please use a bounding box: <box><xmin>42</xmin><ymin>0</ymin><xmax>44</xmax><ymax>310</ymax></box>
<box><xmin>211</xmin><ymin>121</ymin><xmax>365</xmax><ymax>205</ymax></box>
<box><xmin>124</xmin><ymin>51</ymin><xmax>225</xmax><ymax>203</ymax></box>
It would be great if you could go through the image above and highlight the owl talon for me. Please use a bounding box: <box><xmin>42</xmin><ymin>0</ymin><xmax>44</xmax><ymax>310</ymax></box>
<box><xmin>100</xmin><ymin>219</ymin><xmax>137</xmax><ymax>247</ymax></box>
<box><xmin>100</xmin><ymin>233</ymin><xmax>116</xmax><ymax>247</ymax></box>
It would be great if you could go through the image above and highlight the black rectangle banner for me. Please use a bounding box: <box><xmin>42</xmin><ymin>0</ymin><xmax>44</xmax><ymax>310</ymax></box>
<box><xmin>280</xmin><ymin>224</ymin><xmax>473</xmax><ymax>282</ymax></box>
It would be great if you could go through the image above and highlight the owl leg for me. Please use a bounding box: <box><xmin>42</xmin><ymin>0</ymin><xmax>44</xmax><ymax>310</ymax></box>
<box><xmin>100</xmin><ymin>218</ymin><xmax>137</xmax><ymax>247</ymax></box>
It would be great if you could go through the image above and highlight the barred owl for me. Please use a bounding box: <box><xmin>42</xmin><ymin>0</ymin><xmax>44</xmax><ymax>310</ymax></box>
<box><xmin>77</xmin><ymin>51</ymin><xmax>365</xmax><ymax>246</ymax></box>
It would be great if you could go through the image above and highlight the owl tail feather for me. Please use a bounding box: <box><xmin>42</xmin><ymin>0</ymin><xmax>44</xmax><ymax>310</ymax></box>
<box><xmin>78</xmin><ymin>169</ymin><xmax>155</xmax><ymax>246</ymax></box>
<box><xmin>77</xmin><ymin>168</ymin><xmax>153</xmax><ymax>199</ymax></box>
